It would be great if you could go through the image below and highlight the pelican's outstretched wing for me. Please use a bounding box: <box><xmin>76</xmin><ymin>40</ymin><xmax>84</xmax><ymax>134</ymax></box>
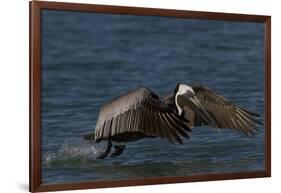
<box><xmin>181</xmin><ymin>84</ymin><xmax>262</xmax><ymax>135</ymax></box>
<box><xmin>85</xmin><ymin>88</ymin><xmax>191</xmax><ymax>144</ymax></box>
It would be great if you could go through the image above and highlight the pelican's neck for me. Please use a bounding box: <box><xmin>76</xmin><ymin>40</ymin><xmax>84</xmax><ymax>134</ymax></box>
<box><xmin>174</xmin><ymin>84</ymin><xmax>194</xmax><ymax>115</ymax></box>
<box><xmin>175</xmin><ymin>93</ymin><xmax>183</xmax><ymax>115</ymax></box>
<box><xmin>175</xmin><ymin>99</ymin><xmax>183</xmax><ymax>115</ymax></box>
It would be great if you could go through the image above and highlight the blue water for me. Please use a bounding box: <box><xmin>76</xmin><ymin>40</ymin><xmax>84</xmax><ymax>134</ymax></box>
<box><xmin>41</xmin><ymin>10</ymin><xmax>265</xmax><ymax>184</ymax></box>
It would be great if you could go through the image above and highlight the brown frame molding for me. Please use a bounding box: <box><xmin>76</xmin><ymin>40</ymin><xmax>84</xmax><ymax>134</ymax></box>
<box><xmin>29</xmin><ymin>1</ymin><xmax>271</xmax><ymax>192</ymax></box>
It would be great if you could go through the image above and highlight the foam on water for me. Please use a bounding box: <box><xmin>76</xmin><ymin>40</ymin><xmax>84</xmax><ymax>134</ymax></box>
<box><xmin>42</xmin><ymin>138</ymin><xmax>107</xmax><ymax>167</ymax></box>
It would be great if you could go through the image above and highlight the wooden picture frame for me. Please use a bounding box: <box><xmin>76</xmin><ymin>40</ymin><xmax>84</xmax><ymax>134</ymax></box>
<box><xmin>30</xmin><ymin>1</ymin><xmax>271</xmax><ymax>192</ymax></box>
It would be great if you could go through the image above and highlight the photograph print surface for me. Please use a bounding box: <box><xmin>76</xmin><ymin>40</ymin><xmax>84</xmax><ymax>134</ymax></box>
<box><xmin>41</xmin><ymin>9</ymin><xmax>265</xmax><ymax>184</ymax></box>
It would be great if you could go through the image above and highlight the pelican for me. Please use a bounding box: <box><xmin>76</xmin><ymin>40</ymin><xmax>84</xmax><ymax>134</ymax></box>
<box><xmin>84</xmin><ymin>83</ymin><xmax>261</xmax><ymax>159</ymax></box>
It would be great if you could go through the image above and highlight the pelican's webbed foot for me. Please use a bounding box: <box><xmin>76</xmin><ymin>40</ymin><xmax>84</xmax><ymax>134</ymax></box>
<box><xmin>110</xmin><ymin>144</ymin><xmax>126</xmax><ymax>158</ymax></box>
<box><xmin>96</xmin><ymin>140</ymin><xmax>112</xmax><ymax>159</ymax></box>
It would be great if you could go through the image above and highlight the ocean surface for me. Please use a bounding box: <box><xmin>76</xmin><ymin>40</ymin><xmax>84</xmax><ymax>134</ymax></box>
<box><xmin>41</xmin><ymin>10</ymin><xmax>265</xmax><ymax>184</ymax></box>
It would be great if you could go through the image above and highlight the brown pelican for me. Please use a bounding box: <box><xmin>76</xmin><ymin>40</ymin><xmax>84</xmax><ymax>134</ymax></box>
<box><xmin>84</xmin><ymin>83</ymin><xmax>261</xmax><ymax>159</ymax></box>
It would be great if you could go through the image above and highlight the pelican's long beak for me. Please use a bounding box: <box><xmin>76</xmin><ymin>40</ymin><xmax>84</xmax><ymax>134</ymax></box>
<box><xmin>177</xmin><ymin>93</ymin><xmax>218</xmax><ymax>128</ymax></box>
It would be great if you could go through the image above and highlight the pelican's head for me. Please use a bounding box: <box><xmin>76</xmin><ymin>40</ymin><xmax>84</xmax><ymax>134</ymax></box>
<box><xmin>174</xmin><ymin>83</ymin><xmax>195</xmax><ymax>115</ymax></box>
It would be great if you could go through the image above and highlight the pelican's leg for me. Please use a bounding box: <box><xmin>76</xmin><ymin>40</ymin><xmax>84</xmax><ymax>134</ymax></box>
<box><xmin>110</xmin><ymin>144</ymin><xmax>126</xmax><ymax>158</ymax></box>
<box><xmin>96</xmin><ymin>140</ymin><xmax>112</xmax><ymax>159</ymax></box>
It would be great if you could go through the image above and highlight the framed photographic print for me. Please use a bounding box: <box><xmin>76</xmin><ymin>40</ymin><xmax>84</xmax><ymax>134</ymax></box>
<box><xmin>29</xmin><ymin>1</ymin><xmax>271</xmax><ymax>192</ymax></box>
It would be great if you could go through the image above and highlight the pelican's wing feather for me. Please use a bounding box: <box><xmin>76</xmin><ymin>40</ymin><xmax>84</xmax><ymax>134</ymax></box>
<box><xmin>188</xmin><ymin>84</ymin><xmax>262</xmax><ymax>135</ymax></box>
<box><xmin>93</xmin><ymin>88</ymin><xmax>191</xmax><ymax>143</ymax></box>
